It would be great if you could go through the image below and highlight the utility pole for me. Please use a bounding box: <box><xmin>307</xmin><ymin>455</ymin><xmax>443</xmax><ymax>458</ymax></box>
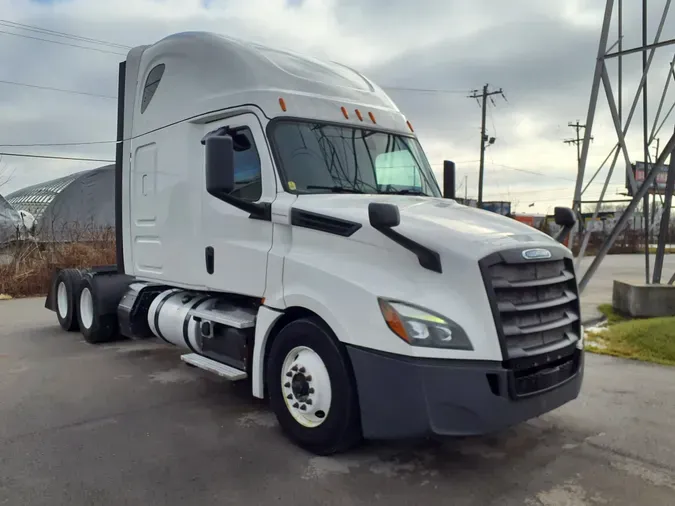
<box><xmin>464</xmin><ymin>175</ymin><xmax>468</xmax><ymax>201</ymax></box>
<box><xmin>564</xmin><ymin>120</ymin><xmax>593</xmax><ymax>165</ymax></box>
<box><xmin>468</xmin><ymin>84</ymin><xmax>505</xmax><ymax>207</ymax></box>
<box><xmin>564</xmin><ymin>120</ymin><xmax>593</xmax><ymax>254</ymax></box>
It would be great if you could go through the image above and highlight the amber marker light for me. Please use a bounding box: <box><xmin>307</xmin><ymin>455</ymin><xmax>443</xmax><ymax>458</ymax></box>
<box><xmin>378</xmin><ymin>299</ymin><xmax>409</xmax><ymax>343</ymax></box>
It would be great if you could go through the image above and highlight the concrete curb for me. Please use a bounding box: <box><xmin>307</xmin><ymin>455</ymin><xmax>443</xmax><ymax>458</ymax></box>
<box><xmin>582</xmin><ymin>316</ymin><xmax>607</xmax><ymax>328</ymax></box>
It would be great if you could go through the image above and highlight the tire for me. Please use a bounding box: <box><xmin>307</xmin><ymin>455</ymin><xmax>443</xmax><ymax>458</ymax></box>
<box><xmin>54</xmin><ymin>269</ymin><xmax>83</xmax><ymax>332</ymax></box>
<box><xmin>76</xmin><ymin>275</ymin><xmax>118</xmax><ymax>344</ymax></box>
<box><xmin>267</xmin><ymin>317</ymin><xmax>362</xmax><ymax>455</ymax></box>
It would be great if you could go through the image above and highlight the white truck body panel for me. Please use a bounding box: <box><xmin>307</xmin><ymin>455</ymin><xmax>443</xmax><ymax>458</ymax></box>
<box><xmin>120</xmin><ymin>31</ymin><xmax>569</xmax><ymax>362</ymax></box>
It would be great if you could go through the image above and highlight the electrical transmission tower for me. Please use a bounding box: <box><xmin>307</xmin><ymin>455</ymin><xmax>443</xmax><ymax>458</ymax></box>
<box><xmin>468</xmin><ymin>84</ymin><xmax>506</xmax><ymax>207</ymax></box>
<box><xmin>573</xmin><ymin>0</ymin><xmax>675</xmax><ymax>292</ymax></box>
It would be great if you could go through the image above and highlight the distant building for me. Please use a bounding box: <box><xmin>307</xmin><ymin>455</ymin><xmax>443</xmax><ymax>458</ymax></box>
<box><xmin>0</xmin><ymin>193</ymin><xmax>22</xmax><ymax>244</ymax></box>
<box><xmin>5</xmin><ymin>165</ymin><xmax>114</xmax><ymax>241</ymax></box>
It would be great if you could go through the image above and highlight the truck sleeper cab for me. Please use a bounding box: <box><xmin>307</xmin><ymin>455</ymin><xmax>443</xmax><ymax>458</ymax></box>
<box><xmin>45</xmin><ymin>31</ymin><xmax>583</xmax><ymax>455</ymax></box>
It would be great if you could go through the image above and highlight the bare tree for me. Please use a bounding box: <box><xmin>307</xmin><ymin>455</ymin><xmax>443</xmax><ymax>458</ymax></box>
<box><xmin>0</xmin><ymin>157</ymin><xmax>16</xmax><ymax>190</ymax></box>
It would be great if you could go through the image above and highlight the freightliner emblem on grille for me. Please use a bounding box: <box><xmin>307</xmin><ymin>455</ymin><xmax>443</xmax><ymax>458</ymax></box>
<box><xmin>521</xmin><ymin>248</ymin><xmax>552</xmax><ymax>260</ymax></box>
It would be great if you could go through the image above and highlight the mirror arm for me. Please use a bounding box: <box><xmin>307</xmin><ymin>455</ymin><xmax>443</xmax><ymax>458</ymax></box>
<box><xmin>554</xmin><ymin>225</ymin><xmax>572</xmax><ymax>244</ymax></box>
<box><xmin>201</xmin><ymin>126</ymin><xmax>230</xmax><ymax>145</ymax></box>
<box><xmin>208</xmin><ymin>189</ymin><xmax>271</xmax><ymax>220</ymax></box>
<box><xmin>368</xmin><ymin>203</ymin><xmax>442</xmax><ymax>273</ymax></box>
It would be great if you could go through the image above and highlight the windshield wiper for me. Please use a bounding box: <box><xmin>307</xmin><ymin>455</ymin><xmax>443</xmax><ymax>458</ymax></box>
<box><xmin>381</xmin><ymin>189</ymin><xmax>429</xmax><ymax>196</ymax></box>
<box><xmin>306</xmin><ymin>185</ymin><xmax>367</xmax><ymax>194</ymax></box>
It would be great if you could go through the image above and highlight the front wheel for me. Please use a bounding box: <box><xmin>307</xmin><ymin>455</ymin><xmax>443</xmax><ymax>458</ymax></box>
<box><xmin>267</xmin><ymin>317</ymin><xmax>362</xmax><ymax>455</ymax></box>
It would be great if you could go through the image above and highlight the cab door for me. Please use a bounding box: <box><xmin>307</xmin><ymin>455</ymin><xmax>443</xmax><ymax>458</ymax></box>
<box><xmin>200</xmin><ymin>112</ymin><xmax>276</xmax><ymax>296</ymax></box>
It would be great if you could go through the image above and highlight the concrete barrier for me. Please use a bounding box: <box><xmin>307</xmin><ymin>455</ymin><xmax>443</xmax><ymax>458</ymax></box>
<box><xmin>613</xmin><ymin>280</ymin><xmax>675</xmax><ymax>318</ymax></box>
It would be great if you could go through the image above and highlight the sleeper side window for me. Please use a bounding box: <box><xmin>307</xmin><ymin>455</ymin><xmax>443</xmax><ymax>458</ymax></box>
<box><xmin>140</xmin><ymin>64</ymin><xmax>165</xmax><ymax>114</ymax></box>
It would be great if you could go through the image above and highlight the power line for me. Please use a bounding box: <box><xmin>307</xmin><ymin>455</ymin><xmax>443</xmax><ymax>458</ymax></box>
<box><xmin>490</xmin><ymin>182</ymin><xmax>624</xmax><ymax>196</ymax></box>
<box><xmin>0</xmin><ymin>29</ymin><xmax>126</xmax><ymax>55</ymax></box>
<box><xmin>0</xmin><ymin>78</ymin><xmax>117</xmax><ymax>99</ymax></box>
<box><xmin>0</xmin><ymin>19</ymin><xmax>131</xmax><ymax>49</ymax></box>
<box><xmin>0</xmin><ymin>152</ymin><xmax>114</xmax><ymax>163</ymax></box>
<box><xmin>0</xmin><ymin>140</ymin><xmax>117</xmax><ymax>148</ymax></box>
<box><xmin>0</xmin><ymin>76</ymin><xmax>473</xmax><ymax>104</ymax></box>
<box><xmin>383</xmin><ymin>86</ymin><xmax>469</xmax><ymax>94</ymax></box>
<box><xmin>0</xmin><ymin>152</ymin><xmax>623</xmax><ymax>197</ymax></box>
<box><xmin>488</xmin><ymin>162</ymin><xmax>577</xmax><ymax>181</ymax></box>
<box><xmin>488</xmin><ymin>163</ymin><xmax>628</xmax><ymax>189</ymax></box>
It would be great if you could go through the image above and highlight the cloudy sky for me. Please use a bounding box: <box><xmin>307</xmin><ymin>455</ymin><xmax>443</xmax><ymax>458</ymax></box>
<box><xmin>0</xmin><ymin>0</ymin><xmax>673</xmax><ymax>214</ymax></box>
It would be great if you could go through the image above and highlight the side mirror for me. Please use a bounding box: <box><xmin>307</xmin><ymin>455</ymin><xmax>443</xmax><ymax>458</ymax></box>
<box><xmin>443</xmin><ymin>160</ymin><xmax>456</xmax><ymax>199</ymax></box>
<box><xmin>368</xmin><ymin>202</ymin><xmax>400</xmax><ymax>229</ymax></box>
<box><xmin>554</xmin><ymin>207</ymin><xmax>576</xmax><ymax>228</ymax></box>
<box><xmin>205</xmin><ymin>135</ymin><xmax>234</xmax><ymax>197</ymax></box>
<box><xmin>553</xmin><ymin>206</ymin><xmax>576</xmax><ymax>244</ymax></box>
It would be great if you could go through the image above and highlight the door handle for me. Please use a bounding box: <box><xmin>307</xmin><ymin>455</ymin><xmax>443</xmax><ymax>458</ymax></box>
<box><xmin>205</xmin><ymin>246</ymin><xmax>214</xmax><ymax>274</ymax></box>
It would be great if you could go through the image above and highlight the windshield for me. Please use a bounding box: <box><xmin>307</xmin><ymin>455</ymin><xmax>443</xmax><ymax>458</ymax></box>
<box><xmin>270</xmin><ymin>120</ymin><xmax>442</xmax><ymax>197</ymax></box>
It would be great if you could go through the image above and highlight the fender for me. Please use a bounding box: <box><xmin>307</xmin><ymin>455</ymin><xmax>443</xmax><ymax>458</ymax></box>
<box><xmin>250</xmin><ymin>295</ymin><xmax>352</xmax><ymax>399</ymax></box>
<box><xmin>251</xmin><ymin>305</ymin><xmax>284</xmax><ymax>398</ymax></box>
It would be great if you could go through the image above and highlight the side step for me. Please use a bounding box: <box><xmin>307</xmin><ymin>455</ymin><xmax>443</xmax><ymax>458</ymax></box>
<box><xmin>180</xmin><ymin>353</ymin><xmax>248</xmax><ymax>381</ymax></box>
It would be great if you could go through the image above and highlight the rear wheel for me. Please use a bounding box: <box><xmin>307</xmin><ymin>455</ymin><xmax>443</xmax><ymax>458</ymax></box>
<box><xmin>76</xmin><ymin>275</ymin><xmax>118</xmax><ymax>344</ymax></box>
<box><xmin>267</xmin><ymin>317</ymin><xmax>362</xmax><ymax>455</ymax></box>
<box><xmin>54</xmin><ymin>269</ymin><xmax>83</xmax><ymax>332</ymax></box>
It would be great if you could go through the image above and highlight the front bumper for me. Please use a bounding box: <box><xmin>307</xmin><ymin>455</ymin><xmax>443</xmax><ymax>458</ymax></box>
<box><xmin>346</xmin><ymin>345</ymin><xmax>584</xmax><ymax>440</ymax></box>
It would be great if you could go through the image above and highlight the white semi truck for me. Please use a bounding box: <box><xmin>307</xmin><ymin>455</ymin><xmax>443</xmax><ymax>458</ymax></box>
<box><xmin>46</xmin><ymin>31</ymin><xmax>584</xmax><ymax>455</ymax></box>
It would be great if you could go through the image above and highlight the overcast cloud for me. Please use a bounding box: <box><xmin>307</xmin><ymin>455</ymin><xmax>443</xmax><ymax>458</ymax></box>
<box><xmin>0</xmin><ymin>0</ymin><xmax>673</xmax><ymax>213</ymax></box>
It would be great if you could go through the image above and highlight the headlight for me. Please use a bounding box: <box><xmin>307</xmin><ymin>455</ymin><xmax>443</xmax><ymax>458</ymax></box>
<box><xmin>378</xmin><ymin>298</ymin><xmax>473</xmax><ymax>350</ymax></box>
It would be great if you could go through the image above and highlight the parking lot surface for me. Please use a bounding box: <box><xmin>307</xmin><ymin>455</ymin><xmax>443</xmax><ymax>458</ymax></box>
<box><xmin>577</xmin><ymin>253</ymin><xmax>675</xmax><ymax>322</ymax></box>
<box><xmin>1</xmin><ymin>297</ymin><xmax>674</xmax><ymax>505</ymax></box>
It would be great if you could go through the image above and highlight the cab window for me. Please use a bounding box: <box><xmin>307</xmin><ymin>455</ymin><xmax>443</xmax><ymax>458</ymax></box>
<box><xmin>230</xmin><ymin>127</ymin><xmax>262</xmax><ymax>202</ymax></box>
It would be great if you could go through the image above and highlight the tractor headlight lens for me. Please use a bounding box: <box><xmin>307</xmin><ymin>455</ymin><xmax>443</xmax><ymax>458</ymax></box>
<box><xmin>378</xmin><ymin>299</ymin><xmax>473</xmax><ymax>350</ymax></box>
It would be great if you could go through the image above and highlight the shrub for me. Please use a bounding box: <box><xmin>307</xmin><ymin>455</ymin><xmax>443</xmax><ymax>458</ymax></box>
<box><xmin>0</xmin><ymin>226</ymin><xmax>115</xmax><ymax>298</ymax></box>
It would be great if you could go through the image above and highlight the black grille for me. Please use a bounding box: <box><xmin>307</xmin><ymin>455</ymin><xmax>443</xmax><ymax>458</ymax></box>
<box><xmin>511</xmin><ymin>350</ymin><xmax>580</xmax><ymax>398</ymax></box>
<box><xmin>480</xmin><ymin>249</ymin><xmax>581</xmax><ymax>362</ymax></box>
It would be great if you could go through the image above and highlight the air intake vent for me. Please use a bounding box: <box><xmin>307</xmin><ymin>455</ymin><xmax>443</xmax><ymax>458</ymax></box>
<box><xmin>291</xmin><ymin>209</ymin><xmax>362</xmax><ymax>237</ymax></box>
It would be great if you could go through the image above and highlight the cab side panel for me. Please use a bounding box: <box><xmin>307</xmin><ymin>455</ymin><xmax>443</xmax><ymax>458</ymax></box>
<box><xmin>121</xmin><ymin>47</ymin><xmax>146</xmax><ymax>276</ymax></box>
<box><xmin>126</xmin><ymin>50</ymin><xmax>207</xmax><ymax>288</ymax></box>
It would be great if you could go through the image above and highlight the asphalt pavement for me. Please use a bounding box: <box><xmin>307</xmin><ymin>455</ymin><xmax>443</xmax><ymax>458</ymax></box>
<box><xmin>1</xmin><ymin>297</ymin><xmax>674</xmax><ymax>505</ymax></box>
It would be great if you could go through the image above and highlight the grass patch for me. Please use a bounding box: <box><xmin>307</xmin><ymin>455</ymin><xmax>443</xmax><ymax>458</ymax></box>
<box><xmin>597</xmin><ymin>303</ymin><xmax>628</xmax><ymax>325</ymax></box>
<box><xmin>585</xmin><ymin>315</ymin><xmax>675</xmax><ymax>366</ymax></box>
<box><xmin>648</xmin><ymin>247</ymin><xmax>675</xmax><ymax>254</ymax></box>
